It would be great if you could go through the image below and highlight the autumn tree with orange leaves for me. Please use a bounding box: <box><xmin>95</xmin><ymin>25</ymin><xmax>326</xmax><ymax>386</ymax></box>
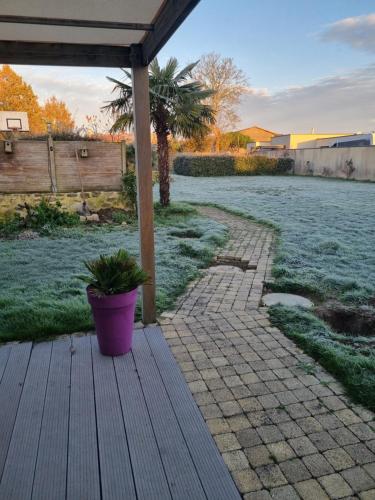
<box><xmin>42</xmin><ymin>96</ymin><xmax>75</xmax><ymax>133</ymax></box>
<box><xmin>0</xmin><ymin>65</ymin><xmax>44</xmax><ymax>133</ymax></box>
<box><xmin>0</xmin><ymin>65</ymin><xmax>75</xmax><ymax>135</ymax></box>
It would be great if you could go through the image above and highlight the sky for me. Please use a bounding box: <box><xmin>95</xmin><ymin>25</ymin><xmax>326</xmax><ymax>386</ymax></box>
<box><xmin>12</xmin><ymin>0</ymin><xmax>375</xmax><ymax>134</ymax></box>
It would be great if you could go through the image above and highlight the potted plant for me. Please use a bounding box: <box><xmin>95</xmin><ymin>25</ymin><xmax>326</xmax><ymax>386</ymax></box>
<box><xmin>80</xmin><ymin>249</ymin><xmax>148</xmax><ymax>356</ymax></box>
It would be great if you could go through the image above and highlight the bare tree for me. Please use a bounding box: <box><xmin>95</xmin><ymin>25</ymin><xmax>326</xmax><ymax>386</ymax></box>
<box><xmin>193</xmin><ymin>53</ymin><xmax>249</xmax><ymax>151</ymax></box>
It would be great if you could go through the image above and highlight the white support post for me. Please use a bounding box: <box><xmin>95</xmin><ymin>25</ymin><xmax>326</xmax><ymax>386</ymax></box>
<box><xmin>132</xmin><ymin>65</ymin><xmax>156</xmax><ymax>324</ymax></box>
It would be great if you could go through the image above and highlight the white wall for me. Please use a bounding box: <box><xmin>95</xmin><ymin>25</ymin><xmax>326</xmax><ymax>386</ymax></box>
<box><xmin>262</xmin><ymin>146</ymin><xmax>375</xmax><ymax>181</ymax></box>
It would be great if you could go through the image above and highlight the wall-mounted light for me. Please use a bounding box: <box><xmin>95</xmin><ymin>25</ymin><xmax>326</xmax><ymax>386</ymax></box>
<box><xmin>80</xmin><ymin>148</ymin><xmax>88</xmax><ymax>158</ymax></box>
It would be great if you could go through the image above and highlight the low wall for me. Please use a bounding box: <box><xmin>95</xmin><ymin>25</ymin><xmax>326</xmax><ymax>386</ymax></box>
<box><xmin>261</xmin><ymin>146</ymin><xmax>375</xmax><ymax>181</ymax></box>
<box><xmin>0</xmin><ymin>191</ymin><xmax>124</xmax><ymax>217</ymax></box>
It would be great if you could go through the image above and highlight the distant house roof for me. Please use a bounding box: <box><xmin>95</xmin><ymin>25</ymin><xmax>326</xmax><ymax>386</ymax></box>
<box><xmin>236</xmin><ymin>126</ymin><xmax>279</xmax><ymax>142</ymax></box>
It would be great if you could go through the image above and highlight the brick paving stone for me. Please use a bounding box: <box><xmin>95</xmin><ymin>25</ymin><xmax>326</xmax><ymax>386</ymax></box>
<box><xmin>160</xmin><ymin>206</ymin><xmax>375</xmax><ymax>500</ymax></box>
<box><xmin>318</xmin><ymin>473</ymin><xmax>353</xmax><ymax>499</ymax></box>
<box><xmin>279</xmin><ymin>458</ymin><xmax>311</xmax><ymax>483</ymax></box>
<box><xmin>289</xmin><ymin>436</ymin><xmax>318</xmax><ymax>456</ymax></box>
<box><xmin>329</xmin><ymin>427</ymin><xmax>360</xmax><ymax>446</ymax></box>
<box><xmin>324</xmin><ymin>448</ymin><xmax>356</xmax><ymax>471</ymax></box>
<box><xmin>269</xmin><ymin>485</ymin><xmax>300</xmax><ymax>500</ymax></box>
<box><xmin>364</xmin><ymin>462</ymin><xmax>375</xmax><ymax>480</ymax></box>
<box><xmin>349</xmin><ymin>423</ymin><xmax>375</xmax><ymax>442</ymax></box>
<box><xmin>246</xmin><ymin>444</ymin><xmax>275</xmax><ymax>468</ymax></box>
<box><xmin>239</xmin><ymin>397</ymin><xmax>263</xmax><ymax>412</ymax></box>
<box><xmin>244</xmin><ymin>491</ymin><xmax>272</xmax><ymax>500</ymax></box>
<box><xmin>193</xmin><ymin>391</ymin><xmax>215</xmax><ymax>406</ymax></box>
<box><xmin>214</xmin><ymin>432</ymin><xmax>241</xmax><ymax>452</ymax></box>
<box><xmin>341</xmin><ymin>466</ymin><xmax>375</xmax><ymax>492</ymax></box>
<box><xmin>294</xmin><ymin>479</ymin><xmax>330</xmax><ymax>500</ymax></box>
<box><xmin>257</xmin><ymin>425</ymin><xmax>284</xmax><ymax>444</ymax></box>
<box><xmin>345</xmin><ymin>444</ymin><xmax>375</xmax><ymax>465</ymax></box>
<box><xmin>360</xmin><ymin>489</ymin><xmax>375</xmax><ymax>500</ymax></box>
<box><xmin>256</xmin><ymin>464</ymin><xmax>288</xmax><ymax>488</ymax></box>
<box><xmin>232</xmin><ymin>469</ymin><xmax>262</xmax><ymax>493</ymax></box>
<box><xmin>199</xmin><ymin>403</ymin><xmax>222</xmax><ymax>419</ymax></box>
<box><xmin>302</xmin><ymin>453</ymin><xmax>335</xmax><ymax>477</ymax></box>
<box><xmin>206</xmin><ymin>418</ymin><xmax>230</xmax><ymax>435</ymax></box>
<box><xmin>237</xmin><ymin>428</ymin><xmax>262</xmax><ymax>448</ymax></box>
<box><xmin>267</xmin><ymin>441</ymin><xmax>296</xmax><ymax>462</ymax></box>
<box><xmin>227</xmin><ymin>414</ymin><xmax>251</xmax><ymax>432</ymax></box>
<box><xmin>278</xmin><ymin>421</ymin><xmax>305</xmax><ymax>439</ymax></box>
<box><xmin>309</xmin><ymin>430</ymin><xmax>339</xmax><ymax>452</ymax></box>
<box><xmin>219</xmin><ymin>400</ymin><xmax>243</xmax><ymax>417</ymax></box>
<box><xmin>222</xmin><ymin>450</ymin><xmax>249</xmax><ymax>471</ymax></box>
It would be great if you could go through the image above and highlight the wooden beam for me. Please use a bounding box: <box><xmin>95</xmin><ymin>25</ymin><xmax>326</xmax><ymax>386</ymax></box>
<box><xmin>0</xmin><ymin>41</ymin><xmax>141</xmax><ymax>67</ymax></box>
<box><xmin>142</xmin><ymin>0</ymin><xmax>200</xmax><ymax>64</ymax></box>
<box><xmin>132</xmin><ymin>65</ymin><xmax>156</xmax><ymax>324</ymax></box>
<box><xmin>0</xmin><ymin>15</ymin><xmax>154</xmax><ymax>31</ymax></box>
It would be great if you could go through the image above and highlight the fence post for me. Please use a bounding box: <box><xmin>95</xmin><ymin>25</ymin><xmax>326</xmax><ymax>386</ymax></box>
<box><xmin>121</xmin><ymin>140</ymin><xmax>127</xmax><ymax>174</ymax></box>
<box><xmin>47</xmin><ymin>133</ymin><xmax>58</xmax><ymax>193</ymax></box>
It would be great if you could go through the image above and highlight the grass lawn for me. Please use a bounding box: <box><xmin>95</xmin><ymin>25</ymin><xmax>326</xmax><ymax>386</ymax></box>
<box><xmin>172</xmin><ymin>175</ymin><xmax>375</xmax><ymax>410</ymax></box>
<box><xmin>0</xmin><ymin>204</ymin><xmax>227</xmax><ymax>342</ymax></box>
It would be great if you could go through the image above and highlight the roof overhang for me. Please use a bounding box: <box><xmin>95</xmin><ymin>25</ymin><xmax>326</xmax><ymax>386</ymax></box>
<box><xmin>0</xmin><ymin>0</ymin><xmax>200</xmax><ymax>67</ymax></box>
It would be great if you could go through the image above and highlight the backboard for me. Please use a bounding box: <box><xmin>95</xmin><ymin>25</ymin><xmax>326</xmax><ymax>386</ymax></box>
<box><xmin>0</xmin><ymin>111</ymin><xmax>29</xmax><ymax>132</ymax></box>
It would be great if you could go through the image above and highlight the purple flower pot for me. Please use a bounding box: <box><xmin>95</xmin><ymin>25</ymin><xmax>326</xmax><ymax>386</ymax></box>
<box><xmin>87</xmin><ymin>286</ymin><xmax>138</xmax><ymax>356</ymax></box>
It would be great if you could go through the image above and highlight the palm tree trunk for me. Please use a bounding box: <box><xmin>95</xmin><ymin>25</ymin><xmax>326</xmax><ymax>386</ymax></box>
<box><xmin>156</xmin><ymin>128</ymin><xmax>170</xmax><ymax>207</ymax></box>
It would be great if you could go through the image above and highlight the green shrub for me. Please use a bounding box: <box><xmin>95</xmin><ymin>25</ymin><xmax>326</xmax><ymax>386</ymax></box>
<box><xmin>0</xmin><ymin>198</ymin><xmax>79</xmax><ymax>237</ymax></box>
<box><xmin>112</xmin><ymin>210</ymin><xmax>130</xmax><ymax>224</ymax></box>
<box><xmin>173</xmin><ymin>155</ymin><xmax>294</xmax><ymax>177</ymax></box>
<box><xmin>235</xmin><ymin>155</ymin><xmax>278</xmax><ymax>175</ymax></box>
<box><xmin>20</xmin><ymin>199</ymin><xmax>79</xmax><ymax>234</ymax></box>
<box><xmin>0</xmin><ymin>213</ymin><xmax>23</xmax><ymax>238</ymax></box>
<box><xmin>174</xmin><ymin>155</ymin><xmax>235</xmax><ymax>176</ymax></box>
<box><xmin>79</xmin><ymin>248</ymin><xmax>148</xmax><ymax>296</ymax></box>
<box><xmin>277</xmin><ymin>157</ymin><xmax>295</xmax><ymax>174</ymax></box>
<box><xmin>121</xmin><ymin>170</ymin><xmax>137</xmax><ymax>215</ymax></box>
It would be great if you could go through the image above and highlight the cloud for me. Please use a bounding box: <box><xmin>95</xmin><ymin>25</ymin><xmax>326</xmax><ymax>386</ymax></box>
<box><xmin>238</xmin><ymin>65</ymin><xmax>375</xmax><ymax>133</ymax></box>
<box><xmin>10</xmin><ymin>63</ymin><xmax>375</xmax><ymax>135</ymax></box>
<box><xmin>15</xmin><ymin>66</ymin><xmax>122</xmax><ymax>128</ymax></box>
<box><xmin>320</xmin><ymin>14</ymin><xmax>375</xmax><ymax>54</ymax></box>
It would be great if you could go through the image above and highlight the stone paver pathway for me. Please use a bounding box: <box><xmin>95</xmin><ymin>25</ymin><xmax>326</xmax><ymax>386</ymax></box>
<box><xmin>160</xmin><ymin>207</ymin><xmax>375</xmax><ymax>500</ymax></box>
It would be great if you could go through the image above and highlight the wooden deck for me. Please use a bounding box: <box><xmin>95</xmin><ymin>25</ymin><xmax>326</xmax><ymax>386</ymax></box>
<box><xmin>0</xmin><ymin>327</ymin><xmax>240</xmax><ymax>500</ymax></box>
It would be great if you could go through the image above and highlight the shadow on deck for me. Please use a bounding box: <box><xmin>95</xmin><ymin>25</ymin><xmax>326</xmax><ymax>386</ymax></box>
<box><xmin>0</xmin><ymin>327</ymin><xmax>240</xmax><ymax>500</ymax></box>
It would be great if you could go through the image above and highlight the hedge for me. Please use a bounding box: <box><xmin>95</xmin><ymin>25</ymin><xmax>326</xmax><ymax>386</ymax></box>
<box><xmin>173</xmin><ymin>155</ymin><xmax>294</xmax><ymax>177</ymax></box>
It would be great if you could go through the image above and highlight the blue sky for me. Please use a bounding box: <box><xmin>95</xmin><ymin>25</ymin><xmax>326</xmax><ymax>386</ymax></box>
<box><xmin>14</xmin><ymin>0</ymin><xmax>375</xmax><ymax>133</ymax></box>
<box><xmin>161</xmin><ymin>0</ymin><xmax>374</xmax><ymax>91</ymax></box>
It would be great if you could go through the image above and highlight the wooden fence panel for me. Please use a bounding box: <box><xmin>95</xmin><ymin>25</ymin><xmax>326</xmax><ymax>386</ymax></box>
<box><xmin>54</xmin><ymin>142</ymin><xmax>122</xmax><ymax>192</ymax></box>
<box><xmin>0</xmin><ymin>141</ymin><xmax>50</xmax><ymax>193</ymax></box>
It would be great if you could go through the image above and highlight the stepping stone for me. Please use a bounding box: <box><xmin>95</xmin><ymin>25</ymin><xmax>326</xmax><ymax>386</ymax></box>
<box><xmin>262</xmin><ymin>293</ymin><xmax>313</xmax><ymax>309</ymax></box>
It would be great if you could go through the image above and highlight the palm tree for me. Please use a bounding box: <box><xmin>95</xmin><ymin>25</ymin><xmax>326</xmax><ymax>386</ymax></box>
<box><xmin>104</xmin><ymin>58</ymin><xmax>215</xmax><ymax>207</ymax></box>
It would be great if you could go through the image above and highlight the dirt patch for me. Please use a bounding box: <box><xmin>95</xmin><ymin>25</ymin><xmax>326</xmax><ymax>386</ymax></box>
<box><xmin>316</xmin><ymin>300</ymin><xmax>375</xmax><ymax>337</ymax></box>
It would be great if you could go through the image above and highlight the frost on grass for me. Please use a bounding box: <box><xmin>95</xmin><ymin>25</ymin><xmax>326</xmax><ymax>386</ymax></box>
<box><xmin>0</xmin><ymin>215</ymin><xmax>227</xmax><ymax>341</ymax></box>
<box><xmin>172</xmin><ymin>175</ymin><xmax>375</xmax><ymax>303</ymax></box>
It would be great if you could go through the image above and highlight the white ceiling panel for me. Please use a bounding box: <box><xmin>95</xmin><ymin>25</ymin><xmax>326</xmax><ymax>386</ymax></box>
<box><xmin>0</xmin><ymin>23</ymin><xmax>145</xmax><ymax>46</ymax></box>
<box><xmin>0</xmin><ymin>0</ymin><xmax>164</xmax><ymax>24</ymax></box>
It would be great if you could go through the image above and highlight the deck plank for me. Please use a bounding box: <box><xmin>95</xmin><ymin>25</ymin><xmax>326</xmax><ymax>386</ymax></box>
<box><xmin>145</xmin><ymin>326</ymin><xmax>241</xmax><ymax>500</ymax></box>
<box><xmin>132</xmin><ymin>331</ymin><xmax>206</xmax><ymax>500</ymax></box>
<box><xmin>91</xmin><ymin>336</ymin><xmax>137</xmax><ymax>500</ymax></box>
<box><xmin>32</xmin><ymin>337</ymin><xmax>72</xmax><ymax>500</ymax></box>
<box><xmin>0</xmin><ymin>345</ymin><xmax>11</xmax><ymax>385</ymax></box>
<box><xmin>0</xmin><ymin>342</ymin><xmax>32</xmax><ymax>480</ymax></box>
<box><xmin>67</xmin><ymin>335</ymin><xmax>100</xmax><ymax>500</ymax></box>
<box><xmin>114</xmin><ymin>338</ymin><xmax>172</xmax><ymax>500</ymax></box>
<box><xmin>0</xmin><ymin>342</ymin><xmax>52</xmax><ymax>500</ymax></box>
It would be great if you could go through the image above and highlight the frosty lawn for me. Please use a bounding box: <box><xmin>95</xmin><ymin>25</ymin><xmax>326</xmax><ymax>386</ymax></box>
<box><xmin>172</xmin><ymin>175</ymin><xmax>375</xmax><ymax>303</ymax></box>
<box><xmin>0</xmin><ymin>204</ymin><xmax>227</xmax><ymax>342</ymax></box>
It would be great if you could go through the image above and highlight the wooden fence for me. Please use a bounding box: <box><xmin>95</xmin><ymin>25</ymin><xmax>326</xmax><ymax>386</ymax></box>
<box><xmin>0</xmin><ymin>139</ymin><xmax>126</xmax><ymax>193</ymax></box>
